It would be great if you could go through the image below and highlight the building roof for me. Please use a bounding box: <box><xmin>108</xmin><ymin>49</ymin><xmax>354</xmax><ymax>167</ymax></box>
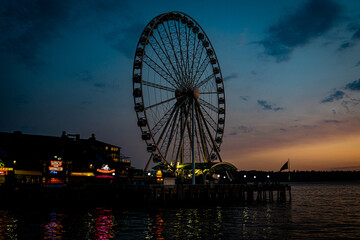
<box><xmin>177</xmin><ymin>162</ymin><xmax>237</xmax><ymax>171</ymax></box>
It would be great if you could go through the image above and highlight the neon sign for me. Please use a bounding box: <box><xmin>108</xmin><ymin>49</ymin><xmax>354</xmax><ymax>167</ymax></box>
<box><xmin>49</xmin><ymin>160</ymin><xmax>63</xmax><ymax>172</ymax></box>
<box><xmin>0</xmin><ymin>160</ymin><xmax>13</xmax><ymax>175</ymax></box>
<box><xmin>96</xmin><ymin>164</ymin><xmax>115</xmax><ymax>174</ymax></box>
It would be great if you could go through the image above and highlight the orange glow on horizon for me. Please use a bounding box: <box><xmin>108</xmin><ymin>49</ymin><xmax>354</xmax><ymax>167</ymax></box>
<box><xmin>224</xmin><ymin>134</ymin><xmax>360</xmax><ymax>171</ymax></box>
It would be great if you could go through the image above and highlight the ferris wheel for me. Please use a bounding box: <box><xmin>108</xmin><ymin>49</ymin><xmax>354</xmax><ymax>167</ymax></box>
<box><xmin>132</xmin><ymin>11</ymin><xmax>226</xmax><ymax>171</ymax></box>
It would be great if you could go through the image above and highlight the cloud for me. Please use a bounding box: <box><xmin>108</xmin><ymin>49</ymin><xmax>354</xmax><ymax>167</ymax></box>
<box><xmin>321</xmin><ymin>90</ymin><xmax>345</xmax><ymax>103</ymax></box>
<box><xmin>341</xmin><ymin>99</ymin><xmax>360</xmax><ymax>112</ymax></box>
<box><xmin>353</xmin><ymin>29</ymin><xmax>360</xmax><ymax>40</ymax></box>
<box><xmin>259</xmin><ymin>0</ymin><xmax>342</xmax><ymax>62</ymax></box>
<box><xmin>239</xmin><ymin>96</ymin><xmax>249</xmax><ymax>101</ymax></box>
<box><xmin>355</xmin><ymin>61</ymin><xmax>360</xmax><ymax>67</ymax></box>
<box><xmin>257</xmin><ymin>100</ymin><xmax>284</xmax><ymax>112</ymax></box>
<box><xmin>223</xmin><ymin>73</ymin><xmax>238</xmax><ymax>81</ymax></box>
<box><xmin>345</xmin><ymin>78</ymin><xmax>360</xmax><ymax>91</ymax></box>
<box><xmin>238</xmin><ymin>125</ymin><xmax>254</xmax><ymax>133</ymax></box>
<box><xmin>228</xmin><ymin>132</ymin><xmax>237</xmax><ymax>136</ymax></box>
<box><xmin>0</xmin><ymin>0</ymin><xmax>71</xmax><ymax>67</ymax></box>
<box><xmin>93</xmin><ymin>83</ymin><xmax>106</xmax><ymax>88</ymax></box>
<box><xmin>337</xmin><ymin>41</ymin><xmax>355</xmax><ymax>51</ymax></box>
<box><xmin>337</xmin><ymin>23</ymin><xmax>360</xmax><ymax>51</ymax></box>
<box><xmin>324</xmin><ymin>120</ymin><xmax>341</xmax><ymax>123</ymax></box>
<box><xmin>105</xmin><ymin>23</ymin><xmax>144</xmax><ymax>58</ymax></box>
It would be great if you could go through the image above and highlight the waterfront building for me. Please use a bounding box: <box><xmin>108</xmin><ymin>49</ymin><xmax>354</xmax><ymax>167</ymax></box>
<box><xmin>0</xmin><ymin>131</ymin><xmax>130</xmax><ymax>187</ymax></box>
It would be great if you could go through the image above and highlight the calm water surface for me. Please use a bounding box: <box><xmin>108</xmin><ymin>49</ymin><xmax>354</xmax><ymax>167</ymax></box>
<box><xmin>1</xmin><ymin>182</ymin><xmax>360</xmax><ymax>239</ymax></box>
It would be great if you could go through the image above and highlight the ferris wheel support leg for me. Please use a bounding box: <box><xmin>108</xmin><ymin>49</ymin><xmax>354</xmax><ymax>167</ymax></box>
<box><xmin>194</xmin><ymin>106</ymin><xmax>210</xmax><ymax>162</ymax></box>
<box><xmin>192</xmin><ymin>98</ymin><xmax>195</xmax><ymax>185</ymax></box>
<box><xmin>144</xmin><ymin>153</ymin><xmax>154</xmax><ymax>172</ymax></box>
<box><xmin>174</xmin><ymin>101</ymin><xmax>191</xmax><ymax>167</ymax></box>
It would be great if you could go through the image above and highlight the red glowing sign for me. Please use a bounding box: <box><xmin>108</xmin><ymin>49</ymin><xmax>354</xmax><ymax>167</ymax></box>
<box><xmin>49</xmin><ymin>161</ymin><xmax>63</xmax><ymax>172</ymax></box>
<box><xmin>49</xmin><ymin>167</ymin><xmax>63</xmax><ymax>171</ymax></box>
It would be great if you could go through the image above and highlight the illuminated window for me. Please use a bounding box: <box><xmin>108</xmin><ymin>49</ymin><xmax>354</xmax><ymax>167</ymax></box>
<box><xmin>105</xmin><ymin>146</ymin><xmax>108</xmax><ymax>150</ymax></box>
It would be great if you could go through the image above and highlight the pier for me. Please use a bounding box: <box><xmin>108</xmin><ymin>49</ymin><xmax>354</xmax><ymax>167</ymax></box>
<box><xmin>0</xmin><ymin>183</ymin><xmax>291</xmax><ymax>207</ymax></box>
<box><xmin>144</xmin><ymin>183</ymin><xmax>291</xmax><ymax>206</ymax></box>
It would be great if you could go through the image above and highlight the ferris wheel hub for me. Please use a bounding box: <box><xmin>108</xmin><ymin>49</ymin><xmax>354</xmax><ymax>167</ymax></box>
<box><xmin>193</xmin><ymin>87</ymin><xmax>200</xmax><ymax>99</ymax></box>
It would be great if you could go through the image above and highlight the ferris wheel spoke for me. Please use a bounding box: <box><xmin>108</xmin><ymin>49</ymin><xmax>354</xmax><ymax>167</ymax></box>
<box><xmin>194</xmin><ymin>123</ymin><xmax>206</xmax><ymax>163</ymax></box>
<box><xmin>147</xmin><ymin>40</ymin><xmax>181</xmax><ymax>86</ymax></box>
<box><xmin>188</xmin><ymin>30</ymin><xmax>201</xmax><ymax>85</ymax></box>
<box><xmin>185</xmin><ymin>26</ymin><xmax>192</xmax><ymax>85</ymax></box>
<box><xmin>191</xmin><ymin>44</ymin><xmax>205</xmax><ymax>85</ymax></box>
<box><xmin>162</xmin><ymin>108</ymin><xmax>180</xmax><ymax>160</ymax></box>
<box><xmin>143</xmin><ymin>54</ymin><xmax>178</xmax><ymax>88</ymax></box>
<box><xmin>157</xmin><ymin>23</ymin><xmax>183</xmax><ymax>81</ymax></box>
<box><xmin>200</xmin><ymin>92</ymin><xmax>218</xmax><ymax>95</ymax></box>
<box><xmin>195</xmin><ymin>108</ymin><xmax>210</xmax><ymax>162</ymax></box>
<box><xmin>162</xmin><ymin>21</ymin><xmax>187</xmax><ymax>84</ymax></box>
<box><xmin>198</xmin><ymin>105</ymin><xmax>217</xmax><ymax>131</ymax></box>
<box><xmin>149</xmin><ymin>33</ymin><xmax>182</xmax><ymax>85</ymax></box>
<box><xmin>193</xmin><ymin>57</ymin><xmax>211</xmax><ymax>85</ymax></box>
<box><xmin>151</xmin><ymin>99</ymin><xmax>185</xmax><ymax>136</ymax></box>
<box><xmin>196</xmin><ymin>73</ymin><xmax>215</xmax><ymax>88</ymax></box>
<box><xmin>145</xmin><ymin>95</ymin><xmax>183</xmax><ymax>111</ymax></box>
<box><xmin>151</xmin><ymin>103</ymin><xmax>177</xmax><ymax>136</ymax></box>
<box><xmin>198</xmin><ymin>98</ymin><xmax>219</xmax><ymax>114</ymax></box>
<box><xmin>174</xmin><ymin>100</ymin><xmax>192</xmax><ymax>165</ymax></box>
<box><xmin>196</xmin><ymin>101</ymin><xmax>223</xmax><ymax>162</ymax></box>
<box><xmin>143</xmin><ymin>80</ymin><xmax>176</xmax><ymax>92</ymax></box>
<box><xmin>152</xmin><ymin>109</ymin><xmax>180</xmax><ymax>169</ymax></box>
<box><xmin>175</xmin><ymin>21</ymin><xmax>188</xmax><ymax>83</ymax></box>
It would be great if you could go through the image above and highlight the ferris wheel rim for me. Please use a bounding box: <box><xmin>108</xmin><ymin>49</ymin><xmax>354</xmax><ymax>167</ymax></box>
<box><xmin>132</xmin><ymin>11</ymin><xmax>226</xmax><ymax>170</ymax></box>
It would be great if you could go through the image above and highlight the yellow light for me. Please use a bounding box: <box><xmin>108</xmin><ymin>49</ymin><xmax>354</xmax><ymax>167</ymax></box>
<box><xmin>156</xmin><ymin>170</ymin><xmax>162</xmax><ymax>178</ymax></box>
<box><xmin>96</xmin><ymin>169</ymin><xmax>115</xmax><ymax>173</ymax></box>
<box><xmin>71</xmin><ymin>172</ymin><xmax>95</xmax><ymax>177</ymax></box>
<box><xmin>0</xmin><ymin>168</ymin><xmax>13</xmax><ymax>171</ymax></box>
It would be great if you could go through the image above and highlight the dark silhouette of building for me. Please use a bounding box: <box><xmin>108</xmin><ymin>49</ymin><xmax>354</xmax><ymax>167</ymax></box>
<box><xmin>0</xmin><ymin>131</ymin><xmax>131</xmax><ymax>186</ymax></box>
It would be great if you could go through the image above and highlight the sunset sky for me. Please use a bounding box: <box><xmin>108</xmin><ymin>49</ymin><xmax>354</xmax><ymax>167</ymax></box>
<box><xmin>1</xmin><ymin>0</ymin><xmax>360</xmax><ymax>171</ymax></box>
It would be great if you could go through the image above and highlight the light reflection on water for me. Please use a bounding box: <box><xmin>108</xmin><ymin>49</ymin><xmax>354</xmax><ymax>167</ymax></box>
<box><xmin>0</xmin><ymin>182</ymin><xmax>359</xmax><ymax>239</ymax></box>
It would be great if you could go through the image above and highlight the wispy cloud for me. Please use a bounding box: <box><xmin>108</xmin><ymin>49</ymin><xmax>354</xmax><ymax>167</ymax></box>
<box><xmin>345</xmin><ymin>78</ymin><xmax>360</xmax><ymax>91</ymax></box>
<box><xmin>323</xmin><ymin>120</ymin><xmax>341</xmax><ymax>123</ymax></box>
<box><xmin>223</xmin><ymin>73</ymin><xmax>238</xmax><ymax>82</ymax></box>
<box><xmin>321</xmin><ymin>79</ymin><xmax>360</xmax><ymax>103</ymax></box>
<box><xmin>238</xmin><ymin>125</ymin><xmax>254</xmax><ymax>133</ymax></box>
<box><xmin>258</xmin><ymin>0</ymin><xmax>342</xmax><ymax>62</ymax></box>
<box><xmin>257</xmin><ymin>100</ymin><xmax>284</xmax><ymax>112</ymax></box>
<box><xmin>321</xmin><ymin>90</ymin><xmax>346</xmax><ymax>103</ymax></box>
<box><xmin>239</xmin><ymin>96</ymin><xmax>249</xmax><ymax>101</ymax></box>
<box><xmin>337</xmin><ymin>23</ymin><xmax>360</xmax><ymax>51</ymax></box>
<box><xmin>93</xmin><ymin>83</ymin><xmax>106</xmax><ymax>88</ymax></box>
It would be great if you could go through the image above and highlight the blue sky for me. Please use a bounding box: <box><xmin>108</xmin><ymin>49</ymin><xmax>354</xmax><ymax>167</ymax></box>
<box><xmin>1</xmin><ymin>0</ymin><xmax>360</xmax><ymax>170</ymax></box>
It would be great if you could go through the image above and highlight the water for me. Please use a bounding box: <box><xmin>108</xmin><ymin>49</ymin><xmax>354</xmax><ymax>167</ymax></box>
<box><xmin>1</xmin><ymin>182</ymin><xmax>360</xmax><ymax>239</ymax></box>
